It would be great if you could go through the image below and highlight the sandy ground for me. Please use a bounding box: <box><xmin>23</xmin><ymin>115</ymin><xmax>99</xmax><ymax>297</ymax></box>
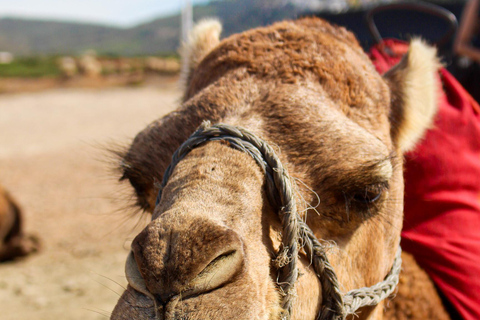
<box><xmin>0</xmin><ymin>78</ymin><xmax>181</xmax><ymax>320</ymax></box>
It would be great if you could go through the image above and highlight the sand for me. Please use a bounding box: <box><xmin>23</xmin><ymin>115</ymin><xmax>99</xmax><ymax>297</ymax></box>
<box><xmin>0</xmin><ymin>79</ymin><xmax>181</xmax><ymax>320</ymax></box>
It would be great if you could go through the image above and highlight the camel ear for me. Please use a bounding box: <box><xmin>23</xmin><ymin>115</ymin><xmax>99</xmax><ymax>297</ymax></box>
<box><xmin>180</xmin><ymin>19</ymin><xmax>222</xmax><ymax>89</ymax></box>
<box><xmin>384</xmin><ymin>39</ymin><xmax>441</xmax><ymax>152</ymax></box>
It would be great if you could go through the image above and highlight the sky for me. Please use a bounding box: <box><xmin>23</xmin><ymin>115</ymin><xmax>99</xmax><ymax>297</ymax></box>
<box><xmin>0</xmin><ymin>0</ymin><xmax>211</xmax><ymax>27</ymax></box>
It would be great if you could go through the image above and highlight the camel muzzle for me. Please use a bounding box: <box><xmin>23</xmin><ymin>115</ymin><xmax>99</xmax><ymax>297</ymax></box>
<box><xmin>137</xmin><ymin>121</ymin><xmax>403</xmax><ymax>320</ymax></box>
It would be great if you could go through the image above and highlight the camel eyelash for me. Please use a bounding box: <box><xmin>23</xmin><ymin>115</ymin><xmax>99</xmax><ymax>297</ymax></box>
<box><xmin>351</xmin><ymin>182</ymin><xmax>389</xmax><ymax>204</ymax></box>
<box><xmin>336</xmin><ymin>182</ymin><xmax>389</xmax><ymax>223</ymax></box>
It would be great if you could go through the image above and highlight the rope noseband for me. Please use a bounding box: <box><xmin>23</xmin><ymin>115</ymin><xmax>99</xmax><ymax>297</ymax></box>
<box><xmin>155</xmin><ymin>122</ymin><xmax>401</xmax><ymax>320</ymax></box>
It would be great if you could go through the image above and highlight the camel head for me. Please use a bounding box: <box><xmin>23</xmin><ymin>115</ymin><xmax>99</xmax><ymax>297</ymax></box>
<box><xmin>112</xmin><ymin>18</ymin><xmax>439</xmax><ymax>320</ymax></box>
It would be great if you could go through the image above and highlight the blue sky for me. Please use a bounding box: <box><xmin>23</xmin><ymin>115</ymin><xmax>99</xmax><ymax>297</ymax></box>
<box><xmin>0</xmin><ymin>0</ymin><xmax>211</xmax><ymax>27</ymax></box>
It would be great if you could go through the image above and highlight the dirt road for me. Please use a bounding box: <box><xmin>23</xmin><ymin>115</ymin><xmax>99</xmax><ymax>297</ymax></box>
<box><xmin>0</xmin><ymin>79</ymin><xmax>181</xmax><ymax>320</ymax></box>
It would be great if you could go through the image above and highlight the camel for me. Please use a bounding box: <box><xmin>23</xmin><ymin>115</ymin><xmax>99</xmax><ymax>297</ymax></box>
<box><xmin>0</xmin><ymin>184</ymin><xmax>39</xmax><ymax>261</ymax></box>
<box><xmin>111</xmin><ymin>18</ymin><xmax>451</xmax><ymax>319</ymax></box>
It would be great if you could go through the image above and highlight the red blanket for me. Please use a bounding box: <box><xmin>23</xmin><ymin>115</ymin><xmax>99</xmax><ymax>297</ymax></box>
<box><xmin>370</xmin><ymin>40</ymin><xmax>480</xmax><ymax>320</ymax></box>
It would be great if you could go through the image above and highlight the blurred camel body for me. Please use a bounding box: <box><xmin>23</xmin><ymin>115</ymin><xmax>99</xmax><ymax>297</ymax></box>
<box><xmin>0</xmin><ymin>185</ymin><xmax>39</xmax><ymax>262</ymax></box>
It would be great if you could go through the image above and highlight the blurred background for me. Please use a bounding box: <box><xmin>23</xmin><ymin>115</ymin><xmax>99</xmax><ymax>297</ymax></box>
<box><xmin>0</xmin><ymin>0</ymin><xmax>469</xmax><ymax>92</ymax></box>
<box><xmin>0</xmin><ymin>1</ymin><xmax>472</xmax><ymax>320</ymax></box>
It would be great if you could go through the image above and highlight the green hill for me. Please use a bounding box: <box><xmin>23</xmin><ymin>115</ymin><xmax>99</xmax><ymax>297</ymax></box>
<box><xmin>0</xmin><ymin>18</ymin><xmax>122</xmax><ymax>56</ymax></box>
<box><xmin>0</xmin><ymin>0</ymin><xmax>305</xmax><ymax>56</ymax></box>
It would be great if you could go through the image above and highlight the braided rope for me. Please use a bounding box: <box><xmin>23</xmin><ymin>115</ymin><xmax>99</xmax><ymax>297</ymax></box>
<box><xmin>155</xmin><ymin>122</ymin><xmax>401</xmax><ymax>320</ymax></box>
<box><xmin>343</xmin><ymin>247</ymin><xmax>402</xmax><ymax>315</ymax></box>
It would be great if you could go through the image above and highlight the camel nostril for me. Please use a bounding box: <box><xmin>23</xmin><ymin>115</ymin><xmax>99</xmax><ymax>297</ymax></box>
<box><xmin>198</xmin><ymin>250</ymin><xmax>237</xmax><ymax>277</ymax></box>
<box><xmin>127</xmin><ymin>220</ymin><xmax>246</xmax><ymax>304</ymax></box>
<box><xmin>186</xmin><ymin>247</ymin><xmax>244</xmax><ymax>297</ymax></box>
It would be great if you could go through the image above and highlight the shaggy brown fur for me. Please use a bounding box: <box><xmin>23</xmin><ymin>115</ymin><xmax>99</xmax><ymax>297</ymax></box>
<box><xmin>112</xmin><ymin>18</ymin><xmax>448</xmax><ymax>320</ymax></box>
<box><xmin>0</xmin><ymin>185</ymin><xmax>39</xmax><ymax>261</ymax></box>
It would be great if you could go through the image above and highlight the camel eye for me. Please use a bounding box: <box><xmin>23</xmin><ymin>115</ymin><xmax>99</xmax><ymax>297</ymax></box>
<box><xmin>352</xmin><ymin>184</ymin><xmax>386</xmax><ymax>204</ymax></box>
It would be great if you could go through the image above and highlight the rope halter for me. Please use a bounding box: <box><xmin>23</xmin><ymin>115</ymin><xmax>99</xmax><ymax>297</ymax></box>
<box><xmin>155</xmin><ymin>121</ymin><xmax>402</xmax><ymax>320</ymax></box>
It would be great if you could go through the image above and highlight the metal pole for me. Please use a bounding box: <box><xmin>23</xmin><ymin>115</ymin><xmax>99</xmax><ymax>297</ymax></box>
<box><xmin>181</xmin><ymin>0</ymin><xmax>193</xmax><ymax>43</ymax></box>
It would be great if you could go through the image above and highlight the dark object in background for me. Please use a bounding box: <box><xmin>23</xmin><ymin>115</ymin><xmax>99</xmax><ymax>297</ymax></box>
<box><xmin>453</xmin><ymin>58</ymin><xmax>480</xmax><ymax>103</ymax></box>
<box><xmin>365</xmin><ymin>2</ymin><xmax>457</xmax><ymax>55</ymax></box>
<box><xmin>452</xmin><ymin>0</ymin><xmax>480</xmax><ymax>103</ymax></box>
<box><xmin>312</xmin><ymin>1</ymin><xmax>463</xmax><ymax>51</ymax></box>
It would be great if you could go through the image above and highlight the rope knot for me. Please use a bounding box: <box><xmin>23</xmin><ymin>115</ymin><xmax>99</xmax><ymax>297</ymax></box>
<box><xmin>273</xmin><ymin>247</ymin><xmax>292</xmax><ymax>269</ymax></box>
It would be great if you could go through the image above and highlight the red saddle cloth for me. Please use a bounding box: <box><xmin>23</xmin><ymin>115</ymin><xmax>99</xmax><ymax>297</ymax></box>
<box><xmin>370</xmin><ymin>39</ymin><xmax>480</xmax><ymax>320</ymax></box>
